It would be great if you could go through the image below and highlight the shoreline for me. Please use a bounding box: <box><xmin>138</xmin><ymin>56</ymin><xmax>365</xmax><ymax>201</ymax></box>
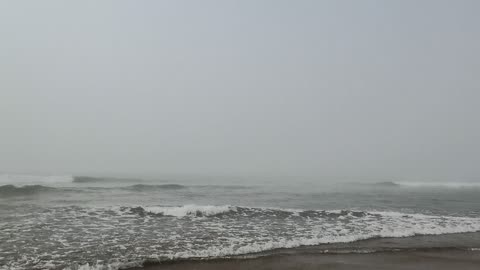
<box><xmin>130</xmin><ymin>249</ymin><xmax>480</xmax><ymax>270</ymax></box>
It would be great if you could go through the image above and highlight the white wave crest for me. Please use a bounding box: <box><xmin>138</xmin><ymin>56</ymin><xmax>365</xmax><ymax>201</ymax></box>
<box><xmin>64</xmin><ymin>261</ymin><xmax>141</xmax><ymax>270</ymax></box>
<box><xmin>394</xmin><ymin>181</ymin><xmax>480</xmax><ymax>188</ymax></box>
<box><xmin>142</xmin><ymin>205</ymin><xmax>235</xmax><ymax>217</ymax></box>
<box><xmin>0</xmin><ymin>174</ymin><xmax>73</xmax><ymax>186</ymax></box>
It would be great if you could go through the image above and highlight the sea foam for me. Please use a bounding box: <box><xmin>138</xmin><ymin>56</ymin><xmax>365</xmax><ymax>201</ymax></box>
<box><xmin>3</xmin><ymin>205</ymin><xmax>480</xmax><ymax>270</ymax></box>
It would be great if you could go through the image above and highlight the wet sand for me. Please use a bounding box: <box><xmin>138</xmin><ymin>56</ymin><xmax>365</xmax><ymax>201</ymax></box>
<box><xmin>132</xmin><ymin>250</ymin><xmax>480</xmax><ymax>270</ymax></box>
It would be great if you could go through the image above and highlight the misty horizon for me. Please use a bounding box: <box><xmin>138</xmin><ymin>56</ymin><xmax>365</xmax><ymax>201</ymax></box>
<box><xmin>2</xmin><ymin>2</ymin><xmax>480</xmax><ymax>270</ymax></box>
<box><xmin>1</xmin><ymin>0</ymin><xmax>479</xmax><ymax>182</ymax></box>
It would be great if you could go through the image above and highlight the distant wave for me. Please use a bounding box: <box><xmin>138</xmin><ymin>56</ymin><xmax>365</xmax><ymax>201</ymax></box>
<box><xmin>85</xmin><ymin>182</ymin><xmax>250</xmax><ymax>192</ymax></box>
<box><xmin>0</xmin><ymin>183</ymin><xmax>251</xmax><ymax>196</ymax></box>
<box><xmin>0</xmin><ymin>174</ymin><xmax>73</xmax><ymax>185</ymax></box>
<box><xmin>72</xmin><ymin>176</ymin><xmax>143</xmax><ymax>183</ymax></box>
<box><xmin>0</xmin><ymin>184</ymin><xmax>59</xmax><ymax>196</ymax></box>
<box><xmin>123</xmin><ymin>184</ymin><xmax>186</xmax><ymax>191</ymax></box>
<box><xmin>369</xmin><ymin>181</ymin><xmax>400</xmax><ymax>187</ymax></box>
<box><xmin>394</xmin><ymin>182</ymin><xmax>480</xmax><ymax>188</ymax></box>
<box><xmin>362</xmin><ymin>181</ymin><xmax>480</xmax><ymax>188</ymax></box>
<box><xmin>194</xmin><ymin>184</ymin><xmax>252</xmax><ymax>189</ymax></box>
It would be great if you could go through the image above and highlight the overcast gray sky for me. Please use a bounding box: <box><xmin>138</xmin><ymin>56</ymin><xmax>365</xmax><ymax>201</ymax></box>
<box><xmin>1</xmin><ymin>0</ymin><xmax>479</xmax><ymax>181</ymax></box>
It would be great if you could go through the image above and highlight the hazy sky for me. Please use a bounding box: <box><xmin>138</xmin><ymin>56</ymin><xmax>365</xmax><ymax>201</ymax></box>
<box><xmin>1</xmin><ymin>0</ymin><xmax>479</xmax><ymax>181</ymax></box>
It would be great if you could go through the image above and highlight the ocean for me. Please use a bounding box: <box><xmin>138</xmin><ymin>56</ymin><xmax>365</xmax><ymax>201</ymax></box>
<box><xmin>1</xmin><ymin>174</ymin><xmax>480</xmax><ymax>270</ymax></box>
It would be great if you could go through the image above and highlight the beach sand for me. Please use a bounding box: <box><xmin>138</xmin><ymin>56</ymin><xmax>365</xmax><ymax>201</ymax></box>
<box><xmin>131</xmin><ymin>250</ymin><xmax>480</xmax><ymax>270</ymax></box>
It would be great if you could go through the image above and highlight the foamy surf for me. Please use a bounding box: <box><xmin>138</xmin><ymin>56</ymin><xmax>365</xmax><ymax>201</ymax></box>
<box><xmin>2</xmin><ymin>173</ymin><xmax>480</xmax><ymax>270</ymax></box>
<box><xmin>2</xmin><ymin>204</ymin><xmax>480</xmax><ymax>270</ymax></box>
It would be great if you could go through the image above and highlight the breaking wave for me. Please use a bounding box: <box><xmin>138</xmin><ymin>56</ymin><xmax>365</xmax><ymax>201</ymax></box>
<box><xmin>0</xmin><ymin>174</ymin><xmax>73</xmax><ymax>185</ymax></box>
<box><xmin>0</xmin><ymin>184</ymin><xmax>59</xmax><ymax>196</ymax></box>
<box><xmin>124</xmin><ymin>204</ymin><xmax>234</xmax><ymax>217</ymax></box>
<box><xmin>117</xmin><ymin>204</ymin><xmax>480</xmax><ymax>223</ymax></box>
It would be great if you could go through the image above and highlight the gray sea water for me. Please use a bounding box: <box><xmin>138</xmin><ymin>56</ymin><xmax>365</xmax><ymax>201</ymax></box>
<box><xmin>1</xmin><ymin>174</ymin><xmax>480</xmax><ymax>269</ymax></box>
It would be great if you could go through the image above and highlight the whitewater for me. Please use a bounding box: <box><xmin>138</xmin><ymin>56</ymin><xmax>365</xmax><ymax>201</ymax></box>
<box><xmin>1</xmin><ymin>174</ymin><xmax>480</xmax><ymax>270</ymax></box>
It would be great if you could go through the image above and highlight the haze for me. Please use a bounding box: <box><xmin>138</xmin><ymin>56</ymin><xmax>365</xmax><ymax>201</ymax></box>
<box><xmin>1</xmin><ymin>0</ymin><xmax>479</xmax><ymax>182</ymax></box>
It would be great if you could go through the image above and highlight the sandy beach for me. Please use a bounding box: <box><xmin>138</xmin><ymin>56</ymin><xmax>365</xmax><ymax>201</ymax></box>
<box><xmin>132</xmin><ymin>250</ymin><xmax>480</xmax><ymax>270</ymax></box>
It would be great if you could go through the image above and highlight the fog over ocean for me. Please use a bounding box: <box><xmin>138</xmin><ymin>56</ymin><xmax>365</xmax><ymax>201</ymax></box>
<box><xmin>1</xmin><ymin>1</ymin><xmax>479</xmax><ymax>269</ymax></box>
